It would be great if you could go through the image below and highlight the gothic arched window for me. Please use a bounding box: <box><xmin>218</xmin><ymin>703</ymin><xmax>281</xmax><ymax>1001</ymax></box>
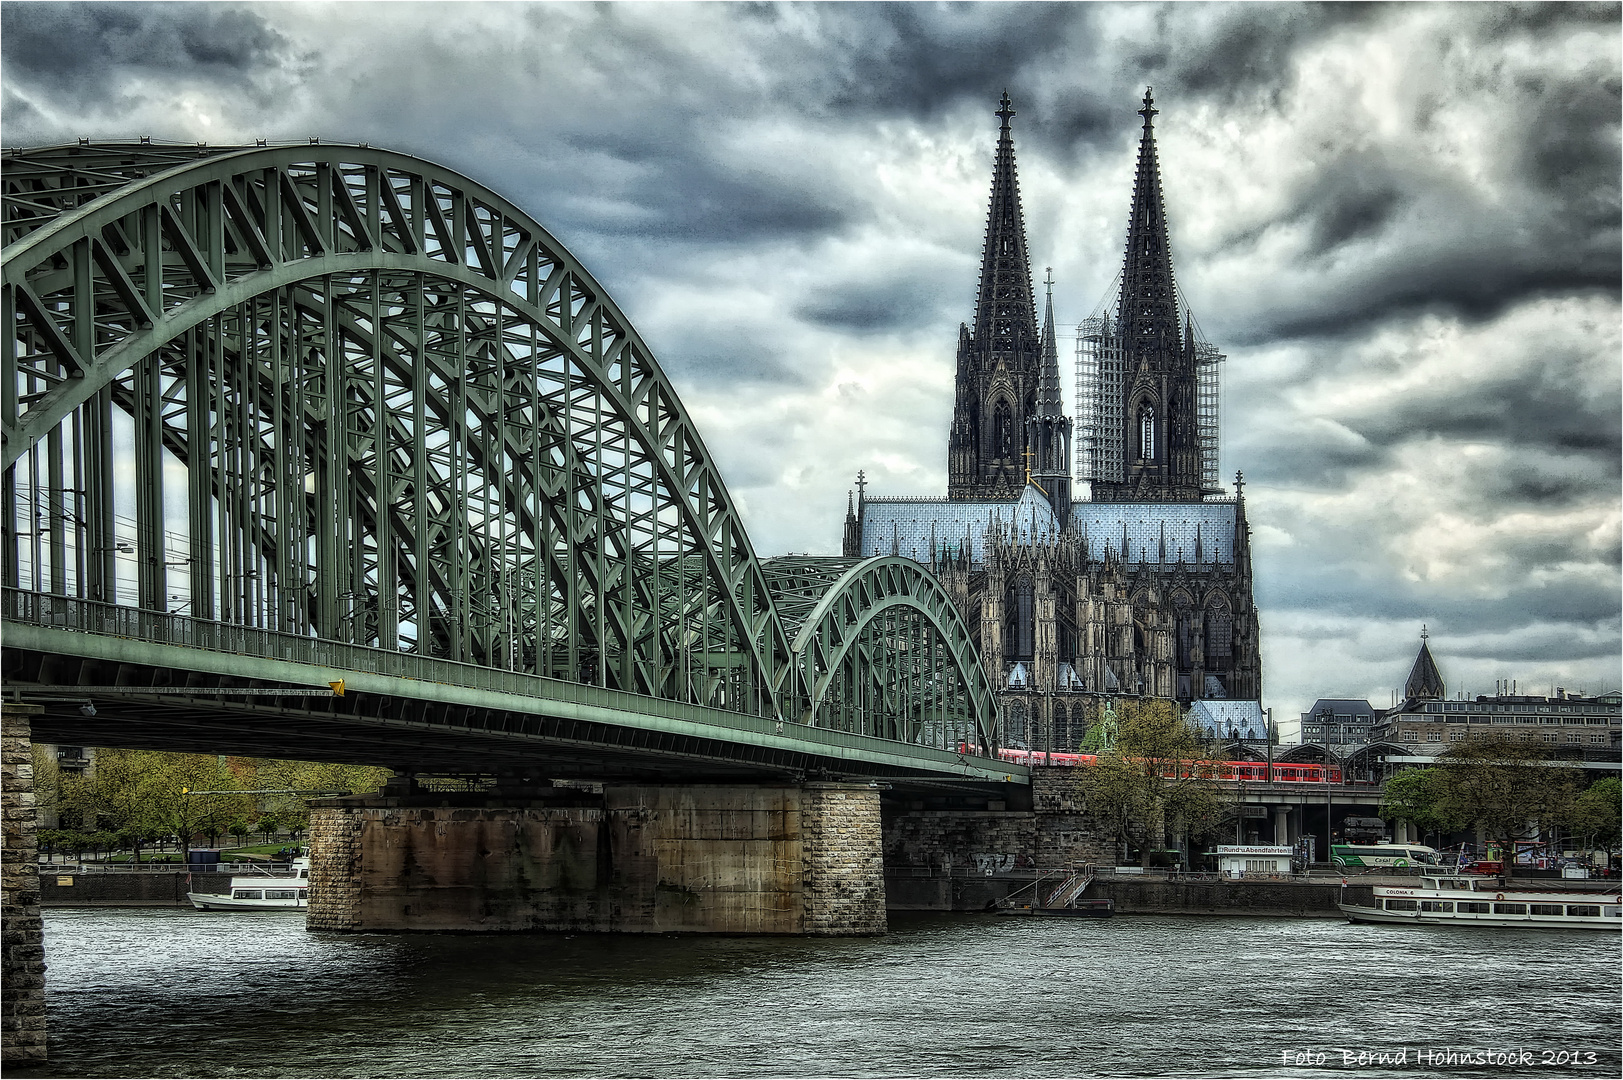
<box><xmin>994</xmin><ymin>400</ymin><xmax>1013</xmax><ymax>458</ymax></box>
<box><xmin>1174</xmin><ymin>595</ymin><xmax>1194</xmax><ymax>674</ymax></box>
<box><xmin>1006</xmin><ymin>702</ymin><xmax>1028</xmax><ymax>748</ymax></box>
<box><xmin>1003</xmin><ymin>575</ymin><xmax>1034</xmax><ymax>661</ymax></box>
<box><xmin>1205</xmin><ymin>599</ymin><xmax>1233</xmax><ymax>663</ymax></box>
<box><xmin>1138</xmin><ymin>404</ymin><xmax>1156</xmax><ymax>462</ymax></box>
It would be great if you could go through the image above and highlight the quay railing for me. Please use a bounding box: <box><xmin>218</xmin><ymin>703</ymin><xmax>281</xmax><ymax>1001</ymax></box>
<box><xmin>41</xmin><ymin>862</ymin><xmax>293</xmax><ymax>874</ymax></box>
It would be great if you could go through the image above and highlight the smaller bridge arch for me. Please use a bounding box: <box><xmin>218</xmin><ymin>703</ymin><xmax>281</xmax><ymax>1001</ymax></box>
<box><xmin>763</xmin><ymin>556</ymin><xmax>1000</xmax><ymax>754</ymax></box>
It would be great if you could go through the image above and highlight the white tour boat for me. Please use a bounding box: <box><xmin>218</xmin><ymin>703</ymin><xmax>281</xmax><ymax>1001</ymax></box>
<box><xmin>188</xmin><ymin>857</ymin><xmax>310</xmax><ymax>911</ymax></box>
<box><xmin>1339</xmin><ymin>873</ymin><xmax>1621</xmax><ymax>930</ymax></box>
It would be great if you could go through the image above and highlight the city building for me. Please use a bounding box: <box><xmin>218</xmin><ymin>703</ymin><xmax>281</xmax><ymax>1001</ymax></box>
<box><xmin>1298</xmin><ymin>699</ymin><xmax>1379</xmax><ymax>748</ymax></box>
<box><xmin>842</xmin><ymin>91</ymin><xmax>1260</xmax><ymax>748</ymax></box>
<box><xmin>1374</xmin><ymin>632</ymin><xmax>1621</xmax><ymax>755</ymax></box>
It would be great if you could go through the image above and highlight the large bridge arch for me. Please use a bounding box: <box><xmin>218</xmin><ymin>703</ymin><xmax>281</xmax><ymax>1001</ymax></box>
<box><xmin>3</xmin><ymin>142</ymin><xmax>797</xmax><ymax>718</ymax></box>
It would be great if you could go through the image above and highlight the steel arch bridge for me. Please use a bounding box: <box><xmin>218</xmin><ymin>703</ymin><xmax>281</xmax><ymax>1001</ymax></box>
<box><xmin>1</xmin><ymin>141</ymin><xmax>1014</xmax><ymax>784</ymax></box>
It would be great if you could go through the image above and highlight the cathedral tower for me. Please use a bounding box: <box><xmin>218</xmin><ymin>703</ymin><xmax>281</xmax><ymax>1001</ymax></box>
<box><xmin>948</xmin><ymin>92</ymin><xmax>1043</xmax><ymax>502</ymax></box>
<box><xmin>1087</xmin><ymin>89</ymin><xmax>1208</xmax><ymax>503</ymax></box>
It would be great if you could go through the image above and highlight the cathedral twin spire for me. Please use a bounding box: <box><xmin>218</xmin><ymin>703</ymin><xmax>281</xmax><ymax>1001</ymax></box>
<box><xmin>970</xmin><ymin>92</ymin><xmax>1040</xmax><ymax>357</ymax></box>
<box><xmin>948</xmin><ymin>92</ymin><xmax>1044</xmax><ymax>504</ymax></box>
<box><xmin>1091</xmin><ymin>86</ymin><xmax>1207</xmax><ymax>502</ymax></box>
<box><xmin>1117</xmin><ymin>88</ymin><xmax>1181</xmax><ymax>353</ymax></box>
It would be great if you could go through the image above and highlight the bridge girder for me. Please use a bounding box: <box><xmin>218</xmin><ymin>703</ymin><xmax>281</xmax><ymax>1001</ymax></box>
<box><xmin>2</xmin><ymin>142</ymin><xmax>1003</xmax><ymax>770</ymax></box>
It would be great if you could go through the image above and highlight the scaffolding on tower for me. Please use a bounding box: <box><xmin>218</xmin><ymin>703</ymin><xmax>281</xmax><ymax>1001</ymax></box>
<box><xmin>1074</xmin><ymin>274</ymin><xmax>1125</xmax><ymax>486</ymax></box>
<box><xmin>1181</xmin><ymin>288</ymin><xmax>1225</xmax><ymax>494</ymax></box>
<box><xmin>1073</xmin><ymin>279</ymin><xmax>1225</xmax><ymax>495</ymax></box>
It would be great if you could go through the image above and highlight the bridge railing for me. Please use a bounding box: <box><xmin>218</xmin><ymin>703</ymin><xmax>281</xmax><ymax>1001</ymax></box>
<box><xmin>3</xmin><ymin>588</ymin><xmax>552</xmax><ymax>698</ymax></box>
<box><xmin>3</xmin><ymin>589</ymin><xmax>1017</xmax><ymax>775</ymax></box>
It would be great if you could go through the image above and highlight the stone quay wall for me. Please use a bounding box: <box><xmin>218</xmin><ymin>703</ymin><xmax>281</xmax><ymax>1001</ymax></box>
<box><xmin>1030</xmin><ymin>767</ymin><xmax>1114</xmax><ymax>867</ymax></box>
<box><xmin>306</xmin><ymin>783</ymin><xmax>886</xmax><ymax>935</ymax></box>
<box><xmin>1089</xmin><ymin>877</ymin><xmax>1374</xmax><ymax>917</ymax></box>
<box><xmin>881</xmin><ymin>767</ymin><xmax>1113</xmax><ymax>911</ymax></box>
<box><xmin>40</xmin><ymin>871</ymin><xmax>232</xmax><ymax>906</ymax></box>
<box><xmin>2</xmin><ymin>704</ymin><xmax>46</xmax><ymax>1065</ymax></box>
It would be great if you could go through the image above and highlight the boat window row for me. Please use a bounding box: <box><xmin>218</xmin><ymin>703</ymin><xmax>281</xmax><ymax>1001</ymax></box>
<box><xmin>1382</xmin><ymin>899</ymin><xmax>1617</xmax><ymax>917</ymax></box>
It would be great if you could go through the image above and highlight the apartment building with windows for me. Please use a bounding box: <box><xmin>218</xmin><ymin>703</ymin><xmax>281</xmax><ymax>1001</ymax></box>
<box><xmin>1372</xmin><ymin>634</ymin><xmax>1621</xmax><ymax>755</ymax></box>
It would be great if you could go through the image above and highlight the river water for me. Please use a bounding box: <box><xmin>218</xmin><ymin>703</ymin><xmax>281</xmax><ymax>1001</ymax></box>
<box><xmin>19</xmin><ymin>907</ymin><xmax>1620</xmax><ymax>1078</ymax></box>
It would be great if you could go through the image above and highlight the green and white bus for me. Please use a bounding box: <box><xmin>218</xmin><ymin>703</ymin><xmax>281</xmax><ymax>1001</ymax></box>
<box><xmin>1331</xmin><ymin>844</ymin><xmax>1440</xmax><ymax>869</ymax></box>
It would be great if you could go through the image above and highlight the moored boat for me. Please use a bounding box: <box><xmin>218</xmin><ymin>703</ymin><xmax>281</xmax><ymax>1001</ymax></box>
<box><xmin>188</xmin><ymin>857</ymin><xmax>310</xmax><ymax>911</ymax></box>
<box><xmin>1339</xmin><ymin>874</ymin><xmax>1620</xmax><ymax>930</ymax></box>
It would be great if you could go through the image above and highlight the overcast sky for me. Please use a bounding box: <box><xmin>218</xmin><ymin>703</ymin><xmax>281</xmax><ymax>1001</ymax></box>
<box><xmin>4</xmin><ymin>1</ymin><xmax>1619</xmax><ymax>730</ymax></box>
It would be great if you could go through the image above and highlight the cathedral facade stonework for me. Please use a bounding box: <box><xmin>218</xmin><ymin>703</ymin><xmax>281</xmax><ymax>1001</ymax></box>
<box><xmin>843</xmin><ymin>91</ymin><xmax>1261</xmax><ymax>750</ymax></box>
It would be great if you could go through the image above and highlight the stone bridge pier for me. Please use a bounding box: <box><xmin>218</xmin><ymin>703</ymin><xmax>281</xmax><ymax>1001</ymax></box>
<box><xmin>1</xmin><ymin>704</ymin><xmax>46</xmax><ymax>1065</ymax></box>
<box><xmin>306</xmin><ymin>781</ymin><xmax>886</xmax><ymax>935</ymax></box>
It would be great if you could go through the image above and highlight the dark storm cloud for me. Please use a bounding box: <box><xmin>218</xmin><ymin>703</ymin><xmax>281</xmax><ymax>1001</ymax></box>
<box><xmin>1238</xmin><ymin>350</ymin><xmax>1623</xmax><ymax>499</ymax></box>
<box><xmin>1151</xmin><ymin>2</ymin><xmax>1383</xmax><ymax>100</ymax></box>
<box><xmin>1450</xmin><ymin>627</ymin><xmax>1623</xmax><ymax>665</ymax></box>
<box><xmin>1289</xmin><ymin>157</ymin><xmax>1410</xmax><ymax>252</ymax></box>
<box><xmin>1514</xmin><ymin>68</ymin><xmax>1623</xmax><ymax>215</ymax></box>
<box><xmin>1235</xmin><ymin>432</ymin><xmax>1389</xmax><ymax>491</ymax></box>
<box><xmin>1235</xmin><ymin>241</ymin><xmax>1620</xmax><ymax>345</ymax></box>
<box><xmin>1475</xmin><ymin>1</ymin><xmax>1622</xmax><ymax>40</ymax></box>
<box><xmin>553</xmin><ymin>133</ymin><xmax>851</xmax><ymax>245</ymax></box>
<box><xmin>808</xmin><ymin>3</ymin><xmax>1089</xmax><ymax>123</ymax></box>
<box><xmin>1257</xmin><ymin>553</ymin><xmax>1621</xmax><ymax>632</ymax></box>
<box><xmin>1352</xmin><ymin>370</ymin><xmax>1622</xmax><ymax>463</ymax></box>
<box><xmin>0</xmin><ymin>1</ymin><xmax>294</xmax><ymax>101</ymax></box>
<box><xmin>1216</xmin><ymin>60</ymin><xmax>1620</xmax><ymax>341</ymax></box>
<box><xmin>793</xmin><ymin>275</ymin><xmax>960</xmax><ymax>334</ymax></box>
<box><xmin>652</xmin><ymin>325</ymin><xmax>809</xmax><ymax>391</ymax></box>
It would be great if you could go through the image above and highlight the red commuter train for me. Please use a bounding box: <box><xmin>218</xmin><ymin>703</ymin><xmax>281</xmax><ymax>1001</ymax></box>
<box><xmin>994</xmin><ymin>747</ymin><xmax>1343</xmax><ymax>784</ymax></box>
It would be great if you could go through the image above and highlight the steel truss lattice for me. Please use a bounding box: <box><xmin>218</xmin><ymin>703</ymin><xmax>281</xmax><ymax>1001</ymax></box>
<box><xmin>2</xmin><ymin>142</ymin><xmax>1000</xmax><ymax>758</ymax></box>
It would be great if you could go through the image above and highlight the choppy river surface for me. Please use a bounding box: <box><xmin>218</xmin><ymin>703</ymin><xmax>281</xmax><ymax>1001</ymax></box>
<box><xmin>18</xmin><ymin>907</ymin><xmax>1621</xmax><ymax>1078</ymax></box>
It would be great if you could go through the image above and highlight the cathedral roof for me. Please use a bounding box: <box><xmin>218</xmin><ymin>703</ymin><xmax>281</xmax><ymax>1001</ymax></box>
<box><xmin>859</xmin><ymin>486</ymin><xmax>1059</xmax><ymax>563</ymax></box>
<box><xmin>855</xmin><ymin>487</ymin><xmax>1238</xmax><ymax>566</ymax></box>
<box><xmin>1071</xmin><ymin>501</ymin><xmax>1238</xmax><ymax>564</ymax></box>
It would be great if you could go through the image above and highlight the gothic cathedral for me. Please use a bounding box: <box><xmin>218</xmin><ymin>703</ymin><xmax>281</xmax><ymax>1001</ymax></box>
<box><xmin>843</xmin><ymin>91</ymin><xmax>1261</xmax><ymax>751</ymax></box>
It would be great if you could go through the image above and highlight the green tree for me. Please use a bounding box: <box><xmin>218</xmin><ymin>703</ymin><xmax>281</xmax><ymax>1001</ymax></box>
<box><xmin>31</xmin><ymin>743</ymin><xmax>60</xmax><ymax>829</ymax></box>
<box><xmin>247</xmin><ymin>758</ymin><xmax>390</xmax><ymax>840</ymax></box>
<box><xmin>1380</xmin><ymin>767</ymin><xmax>1449</xmax><ymax>845</ymax></box>
<box><xmin>59</xmin><ymin>749</ymin><xmax>255</xmax><ymax>860</ymax></box>
<box><xmin>59</xmin><ymin>750</ymin><xmax>162</xmax><ymax>862</ymax></box>
<box><xmin>254</xmin><ymin>814</ymin><xmax>281</xmax><ymax>844</ymax></box>
<box><xmin>1566</xmin><ymin>777</ymin><xmax>1621</xmax><ymax>868</ymax></box>
<box><xmin>1432</xmin><ymin>735</ymin><xmax>1580</xmax><ymax>881</ymax></box>
<box><xmin>1079</xmin><ymin>700</ymin><xmax>1230</xmax><ymax>867</ymax></box>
